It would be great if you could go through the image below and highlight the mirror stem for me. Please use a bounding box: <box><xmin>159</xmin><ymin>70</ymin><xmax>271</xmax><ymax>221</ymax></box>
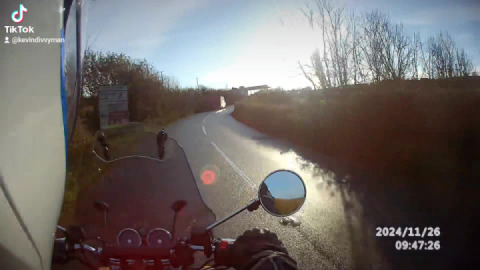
<box><xmin>171</xmin><ymin>212</ymin><xmax>178</xmax><ymax>241</ymax></box>
<box><xmin>206</xmin><ymin>199</ymin><xmax>260</xmax><ymax>231</ymax></box>
<box><xmin>103</xmin><ymin>210</ymin><xmax>108</xmax><ymax>227</ymax></box>
<box><xmin>57</xmin><ymin>225</ymin><xmax>67</xmax><ymax>233</ymax></box>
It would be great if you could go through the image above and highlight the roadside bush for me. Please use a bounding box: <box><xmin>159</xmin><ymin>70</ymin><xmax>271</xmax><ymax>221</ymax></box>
<box><xmin>233</xmin><ymin>79</ymin><xmax>480</xmax><ymax>210</ymax></box>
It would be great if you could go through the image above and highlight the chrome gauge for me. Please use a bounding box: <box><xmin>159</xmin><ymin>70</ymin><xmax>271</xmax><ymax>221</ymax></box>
<box><xmin>117</xmin><ymin>228</ymin><xmax>142</xmax><ymax>247</ymax></box>
<box><xmin>146</xmin><ymin>228</ymin><xmax>172</xmax><ymax>248</ymax></box>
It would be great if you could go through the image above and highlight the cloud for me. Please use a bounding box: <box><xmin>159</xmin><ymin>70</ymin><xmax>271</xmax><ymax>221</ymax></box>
<box><xmin>403</xmin><ymin>3</ymin><xmax>480</xmax><ymax>26</ymax></box>
<box><xmin>84</xmin><ymin>0</ymin><xmax>210</xmax><ymax>59</ymax></box>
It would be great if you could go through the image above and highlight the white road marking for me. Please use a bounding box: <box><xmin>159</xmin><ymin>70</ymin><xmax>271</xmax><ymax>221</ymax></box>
<box><xmin>202</xmin><ymin>112</ymin><xmax>213</xmax><ymax>125</ymax></box>
<box><xmin>202</xmin><ymin>112</ymin><xmax>214</xmax><ymax>136</ymax></box>
<box><xmin>210</xmin><ymin>141</ymin><xmax>256</xmax><ymax>189</ymax></box>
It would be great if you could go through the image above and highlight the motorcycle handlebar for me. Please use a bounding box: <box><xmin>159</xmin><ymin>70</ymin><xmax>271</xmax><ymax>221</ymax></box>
<box><xmin>101</xmin><ymin>246</ymin><xmax>172</xmax><ymax>259</ymax></box>
<box><xmin>100</xmin><ymin>244</ymin><xmax>211</xmax><ymax>258</ymax></box>
<box><xmin>65</xmin><ymin>242</ymin><xmax>215</xmax><ymax>257</ymax></box>
<box><xmin>55</xmin><ymin>237</ymin><xmax>232</xmax><ymax>267</ymax></box>
<box><xmin>73</xmin><ymin>243</ymin><xmax>98</xmax><ymax>253</ymax></box>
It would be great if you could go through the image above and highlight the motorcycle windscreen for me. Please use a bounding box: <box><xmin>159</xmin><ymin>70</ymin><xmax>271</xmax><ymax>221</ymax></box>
<box><xmin>80</xmin><ymin>123</ymin><xmax>216</xmax><ymax>244</ymax></box>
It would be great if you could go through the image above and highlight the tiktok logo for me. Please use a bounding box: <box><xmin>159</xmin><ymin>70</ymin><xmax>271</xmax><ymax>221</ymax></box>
<box><xmin>11</xmin><ymin>4</ymin><xmax>28</xmax><ymax>23</ymax></box>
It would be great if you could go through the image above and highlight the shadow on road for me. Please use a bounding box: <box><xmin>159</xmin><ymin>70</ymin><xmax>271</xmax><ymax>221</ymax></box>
<box><xmin>251</xmin><ymin>134</ymin><xmax>476</xmax><ymax>269</ymax></box>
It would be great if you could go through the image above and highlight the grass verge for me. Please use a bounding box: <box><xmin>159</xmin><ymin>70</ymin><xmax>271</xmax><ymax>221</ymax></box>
<box><xmin>233</xmin><ymin>79</ymin><xmax>480</xmax><ymax>213</ymax></box>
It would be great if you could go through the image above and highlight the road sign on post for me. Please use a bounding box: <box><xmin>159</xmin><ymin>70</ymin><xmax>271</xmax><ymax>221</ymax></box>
<box><xmin>99</xmin><ymin>85</ymin><xmax>129</xmax><ymax>129</ymax></box>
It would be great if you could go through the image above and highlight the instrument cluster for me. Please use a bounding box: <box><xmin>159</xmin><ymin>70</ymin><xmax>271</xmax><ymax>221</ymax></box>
<box><xmin>117</xmin><ymin>228</ymin><xmax>172</xmax><ymax>248</ymax></box>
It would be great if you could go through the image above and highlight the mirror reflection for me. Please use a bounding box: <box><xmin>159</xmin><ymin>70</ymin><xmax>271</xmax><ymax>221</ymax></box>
<box><xmin>258</xmin><ymin>170</ymin><xmax>306</xmax><ymax>217</ymax></box>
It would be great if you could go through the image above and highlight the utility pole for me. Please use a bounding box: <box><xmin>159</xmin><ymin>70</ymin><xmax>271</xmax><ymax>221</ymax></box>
<box><xmin>196</xmin><ymin>77</ymin><xmax>199</xmax><ymax>90</ymax></box>
<box><xmin>160</xmin><ymin>71</ymin><xmax>164</xmax><ymax>83</ymax></box>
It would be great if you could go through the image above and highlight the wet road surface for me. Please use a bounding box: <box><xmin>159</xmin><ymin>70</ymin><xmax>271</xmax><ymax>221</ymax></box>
<box><xmin>62</xmin><ymin>106</ymin><xmax>468</xmax><ymax>270</ymax></box>
<box><xmin>165</xmin><ymin>106</ymin><xmax>386</xmax><ymax>269</ymax></box>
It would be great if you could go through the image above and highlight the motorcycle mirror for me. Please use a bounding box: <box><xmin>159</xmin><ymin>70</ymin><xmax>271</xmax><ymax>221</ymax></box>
<box><xmin>97</xmin><ymin>131</ymin><xmax>107</xmax><ymax>145</ymax></box>
<box><xmin>205</xmin><ymin>170</ymin><xmax>306</xmax><ymax>231</ymax></box>
<box><xmin>171</xmin><ymin>200</ymin><xmax>187</xmax><ymax>212</ymax></box>
<box><xmin>94</xmin><ymin>200</ymin><xmax>110</xmax><ymax>212</ymax></box>
<box><xmin>66</xmin><ymin>225</ymin><xmax>86</xmax><ymax>245</ymax></box>
<box><xmin>258</xmin><ymin>170</ymin><xmax>306</xmax><ymax>217</ymax></box>
<box><xmin>94</xmin><ymin>200</ymin><xmax>110</xmax><ymax>226</ymax></box>
<box><xmin>157</xmin><ymin>129</ymin><xmax>168</xmax><ymax>159</ymax></box>
<box><xmin>170</xmin><ymin>200</ymin><xmax>187</xmax><ymax>241</ymax></box>
<box><xmin>93</xmin><ymin>131</ymin><xmax>111</xmax><ymax>161</ymax></box>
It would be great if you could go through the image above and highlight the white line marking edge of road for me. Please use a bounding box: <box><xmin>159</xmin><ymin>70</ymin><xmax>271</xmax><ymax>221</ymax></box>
<box><xmin>202</xmin><ymin>111</ymin><xmax>213</xmax><ymax>125</ymax></box>
<box><xmin>210</xmin><ymin>141</ymin><xmax>255</xmax><ymax>189</ymax></box>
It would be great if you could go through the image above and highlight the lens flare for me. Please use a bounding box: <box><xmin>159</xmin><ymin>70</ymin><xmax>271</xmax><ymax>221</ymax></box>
<box><xmin>201</xmin><ymin>170</ymin><xmax>216</xmax><ymax>185</ymax></box>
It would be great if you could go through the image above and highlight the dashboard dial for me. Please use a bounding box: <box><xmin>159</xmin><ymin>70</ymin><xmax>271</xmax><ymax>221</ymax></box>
<box><xmin>147</xmin><ymin>228</ymin><xmax>172</xmax><ymax>248</ymax></box>
<box><xmin>117</xmin><ymin>228</ymin><xmax>142</xmax><ymax>247</ymax></box>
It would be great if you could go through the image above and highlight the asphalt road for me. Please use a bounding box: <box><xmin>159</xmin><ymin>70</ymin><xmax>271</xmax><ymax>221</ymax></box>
<box><xmin>165</xmin><ymin>106</ymin><xmax>386</xmax><ymax>270</ymax></box>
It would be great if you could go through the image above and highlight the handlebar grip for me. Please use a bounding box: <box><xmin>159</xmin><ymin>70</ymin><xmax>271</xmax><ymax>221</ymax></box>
<box><xmin>52</xmin><ymin>240</ymin><xmax>69</xmax><ymax>264</ymax></box>
<box><xmin>214</xmin><ymin>238</ymin><xmax>235</xmax><ymax>267</ymax></box>
<box><xmin>101</xmin><ymin>246</ymin><xmax>171</xmax><ymax>260</ymax></box>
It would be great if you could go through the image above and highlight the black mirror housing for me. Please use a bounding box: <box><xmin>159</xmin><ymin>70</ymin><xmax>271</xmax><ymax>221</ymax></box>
<box><xmin>94</xmin><ymin>200</ymin><xmax>110</xmax><ymax>212</ymax></box>
<box><xmin>171</xmin><ymin>200</ymin><xmax>187</xmax><ymax>212</ymax></box>
<box><xmin>66</xmin><ymin>225</ymin><xmax>86</xmax><ymax>245</ymax></box>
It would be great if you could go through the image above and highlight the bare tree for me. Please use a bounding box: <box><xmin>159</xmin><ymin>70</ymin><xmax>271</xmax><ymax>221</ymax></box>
<box><xmin>410</xmin><ymin>32</ymin><xmax>422</xmax><ymax>79</ymax></box>
<box><xmin>422</xmin><ymin>32</ymin><xmax>465</xmax><ymax>79</ymax></box>
<box><xmin>360</xmin><ymin>11</ymin><xmax>414</xmax><ymax>80</ymax></box>
<box><xmin>455</xmin><ymin>48</ymin><xmax>474</xmax><ymax>77</ymax></box>
<box><xmin>298</xmin><ymin>61</ymin><xmax>318</xmax><ymax>90</ymax></box>
<box><xmin>350</xmin><ymin>12</ymin><xmax>365</xmax><ymax>84</ymax></box>
<box><xmin>361</xmin><ymin>10</ymin><xmax>388</xmax><ymax>81</ymax></box>
<box><xmin>311</xmin><ymin>49</ymin><xmax>328</xmax><ymax>88</ymax></box>
<box><xmin>316</xmin><ymin>0</ymin><xmax>333</xmax><ymax>87</ymax></box>
<box><xmin>391</xmin><ymin>23</ymin><xmax>413</xmax><ymax>79</ymax></box>
<box><xmin>436</xmin><ymin>32</ymin><xmax>456</xmax><ymax>78</ymax></box>
<box><xmin>422</xmin><ymin>37</ymin><xmax>436</xmax><ymax>78</ymax></box>
<box><xmin>299</xmin><ymin>1</ymin><xmax>475</xmax><ymax>84</ymax></box>
<box><xmin>301</xmin><ymin>0</ymin><xmax>352</xmax><ymax>87</ymax></box>
<box><xmin>324</xmin><ymin>1</ymin><xmax>352</xmax><ymax>86</ymax></box>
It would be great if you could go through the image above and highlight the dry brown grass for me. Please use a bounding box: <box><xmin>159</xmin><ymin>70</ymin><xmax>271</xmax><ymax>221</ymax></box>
<box><xmin>274</xmin><ymin>198</ymin><xmax>304</xmax><ymax>215</ymax></box>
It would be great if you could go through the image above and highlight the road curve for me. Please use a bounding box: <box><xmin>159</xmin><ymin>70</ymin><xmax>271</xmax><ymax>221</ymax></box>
<box><xmin>166</xmin><ymin>106</ymin><xmax>385</xmax><ymax>270</ymax></box>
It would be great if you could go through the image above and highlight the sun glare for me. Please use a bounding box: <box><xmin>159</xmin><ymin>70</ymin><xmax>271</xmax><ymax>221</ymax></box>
<box><xmin>201</xmin><ymin>169</ymin><xmax>216</xmax><ymax>185</ymax></box>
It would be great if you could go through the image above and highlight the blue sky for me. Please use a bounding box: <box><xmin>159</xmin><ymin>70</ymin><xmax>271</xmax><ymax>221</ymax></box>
<box><xmin>84</xmin><ymin>0</ymin><xmax>480</xmax><ymax>89</ymax></box>
<box><xmin>264</xmin><ymin>171</ymin><xmax>306</xmax><ymax>199</ymax></box>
